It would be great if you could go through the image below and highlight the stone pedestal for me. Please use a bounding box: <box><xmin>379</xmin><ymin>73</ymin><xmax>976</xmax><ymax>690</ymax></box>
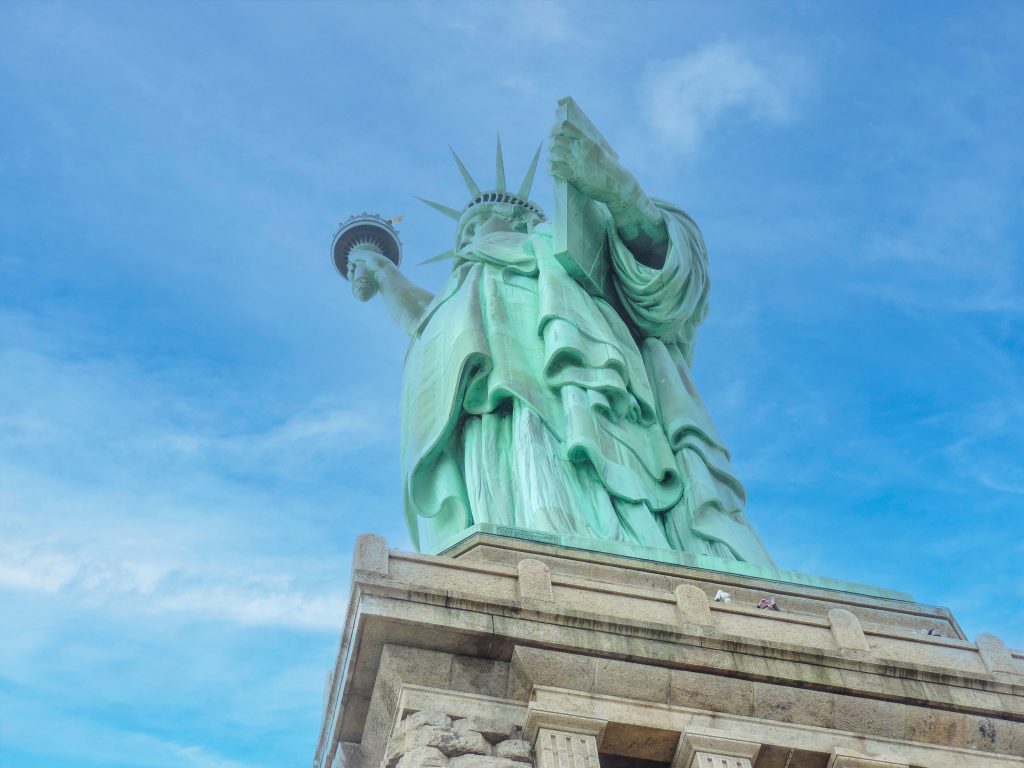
<box><xmin>314</xmin><ymin>532</ymin><xmax>1024</xmax><ymax>768</ymax></box>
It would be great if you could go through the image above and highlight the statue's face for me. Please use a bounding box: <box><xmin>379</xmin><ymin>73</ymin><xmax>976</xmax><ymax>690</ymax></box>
<box><xmin>458</xmin><ymin>203</ymin><xmax>539</xmax><ymax>250</ymax></box>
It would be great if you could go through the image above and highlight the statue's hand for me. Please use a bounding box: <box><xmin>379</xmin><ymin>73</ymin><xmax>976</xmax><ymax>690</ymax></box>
<box><xmin>550</xmin><ymin>119</ymin><xmax>669</xmax><ymax>268</ymax></box>
<box><xmin>347</xmin><ymin>250</ymin><xmax>396</xmax><ymax>303</ymax></box>
<box><xmin>548</xmin><ymin>120</ymin><xmax>632</xmax><ymax>208</ymax></box>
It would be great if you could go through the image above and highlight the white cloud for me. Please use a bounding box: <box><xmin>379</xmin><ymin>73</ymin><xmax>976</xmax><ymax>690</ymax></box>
<box><xmin>643</xmin><ymin>43</ymin><xmax>805</xmax><ymax>155</ymax></box>
<box><xmin>0</xmin><ymin>536</ymin><xmax>346</xmax><ymax>630</ymax></box>
<box><xmin>0</xmin><ymin>307</ymin><xmax>379</xmax><ymax>634</ymax></box>
<box><xmin>941</xmin><ymin>399</ymin><xmax>1024</xmax><ymax>497</ymax></box>
<box><xmin>0</xmin><ymin>691</ymin><xmax>270</xmax><ymax>768</ymax></box>
<box><xmin>160</xmin><ymin>404</ymin><xmax>384</xmax><ymax>473</ymax></box>
<box><xmin>435</xmin><ymin>1</ymin><xmax>574</xmax><ymax>44</ymax></box>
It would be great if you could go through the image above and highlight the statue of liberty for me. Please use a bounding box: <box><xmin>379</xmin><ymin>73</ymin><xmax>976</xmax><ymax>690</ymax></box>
<box><xmin>341</xmin><ymin>98</ymin><xmax>773</xmax><ymax>566</ymax></box>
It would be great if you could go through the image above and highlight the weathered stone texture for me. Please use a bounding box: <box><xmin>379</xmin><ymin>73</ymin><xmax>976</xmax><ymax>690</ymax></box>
<box><xmin>494</xmin><ymin>740</ymin><xmax>533</xmax><ymax>763</ymax></box>
<box><xmin>316</xmin><ymin>536</ymin><xmax>1024</xmax><ymax>768</ymax></box>
<box><xmin>386</xmin><ymin>711</ymin><xmax>531</xmax><ymax>768</ymax></box>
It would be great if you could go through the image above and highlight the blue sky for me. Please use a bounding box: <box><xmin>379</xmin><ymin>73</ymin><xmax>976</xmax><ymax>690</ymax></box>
<box><xmin>1</xmin><ymin>2</ymin><xmax>1022</xmax><ymax>766</ymax></box>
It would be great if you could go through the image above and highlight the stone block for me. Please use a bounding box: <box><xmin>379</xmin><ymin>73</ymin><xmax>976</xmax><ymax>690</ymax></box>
<box><xmin>837</xmin><ymin>668</ymin><xmax>902</xmax><ymax>699</ymax></box>
<box><xmin>333</xmin><ymin>743</ymin><xmax>362</xmax><ymax>768</ymax></box>
<box><xmin>506</xmin><ymin>659</ymin><xmax>532</xmax><ymax>701</ymax></box>
<box><xmin>510</xmin><ymin>646</ymin><xmax>596</xmax><ymax>694</ymax></box>
<box><xmin>594</xmin><ymin>658</ymin><xmax>670</xmax><ymax>703</ymax></box>
<box><xmin>832</xmin><ymin>695</ymin><xmax>906</xmax><ymax>740</ymax></box>
<box><xmin>517</xmin><ymin>559</ymin><xmax>553</xmax><ymax>601</ymax></box>
<box><xmin>732</xmin><ymin>654</ymin><xmax>771</xmax><ymax>677</ymax></box>
<box><xmin>404</xmin><ymin>711</ymin><xmax>454</xmax><ymax>733</ymax></box>
<box><xmin>674</xmin><ymin>583</ymin><xmax>713</xmax><ymax>626</ymax></box>
<box><xmin>495</xmin><ymin>739</ymin><xmax>533</xmax><ymax>763</ymax></box>
<box><xmin>752</xmin><ymin>682</ymin><xmax>834</xmax><ymax>729</ymax></box>
<box><xmin>828</xmin><ymin>609</ymin><xmax>870</xmax><ymax>653</ymax></box>
<box><xmin>999</xmin><ymin>691</ymin><xmax>1024</xmax><ymax>718</ymax></box>
<box><xmin>448</xmin><ymin>757</ymin><xmax>521</xmax><ymax>768</ymax></box>
<box><xmin>992</xmin><ymin>717</ymin><xmax>1024</xmax><ymax>755</ymax></box>
<box><xmin>948</xmin><ymin>684</ymin><xmax>1005</xmax><ymax>711</ymax></box>
<box><xmin>404</xmin><ymin>725</ymin><xmax>492</xmax><ymax>758</ymax></box>
<box><xmin>977</xmin><ymin>634</ymin><xmax>1022</xmax><ymax>677</ymax></box>
<box><xmin>964</xmin><ymin>715</ymin><xmax>1001</xmax><ymax>752</ymax></box>
<box><xmin>453</xmin><ymin>716</ymin><xmax>518</xmax><ymax>744</ymax></box>
<box><xmin>383</xmin><ymin>646</ymin><xmax>456</xmax><ymax>694</ymax></box>
<box><xmin>353</xmin><ymin>533</ymin><xmax>389</xmax><ymax>577</ymax></box>
<box><xmin>781</xmin><ymin>659</ymin><xmax>845</xmax><ymax>688</ymax></box>
<box><xmin>449</xmin><ymin>657</ymin><xmax>510</xmax><ymax>699</ymax></box>
<box><xmin>903</xmin><ymin>706</ymin><xmax>966</xmax><ymax>747</ymax></box>
<box><xmin>669</xmin><ymin>669</ymin><xmax>753</xmax><ymax>716</ymax></box>
<box><xmin>961</xmin><ymin>714</ymin><xmax>1024</xmax><ymax>754</ymax></box>
<box><xmin>397</xmin><ymin>747</ymin><xmax>448</xmax><ymax>768</ymax></box>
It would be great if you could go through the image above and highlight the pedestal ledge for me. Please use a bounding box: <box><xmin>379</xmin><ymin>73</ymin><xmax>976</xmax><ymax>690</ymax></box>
<box><xmin>827</xmin><ymin>746</ymin><xmax>910</xmax><ymax>768</ymax></box>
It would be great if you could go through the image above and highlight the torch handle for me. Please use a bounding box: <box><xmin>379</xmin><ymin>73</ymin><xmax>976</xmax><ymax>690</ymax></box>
<box><xmin>349</xmin><ymin>247</ymin><xmax>381</xmax><ymax>302</ymax></box>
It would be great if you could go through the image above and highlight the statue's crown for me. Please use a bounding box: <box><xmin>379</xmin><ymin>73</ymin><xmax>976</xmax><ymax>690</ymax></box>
<box><xmin>417</xmin><ymin>136</ymin><xmax>546</xmax><ymax>259</ymax></box>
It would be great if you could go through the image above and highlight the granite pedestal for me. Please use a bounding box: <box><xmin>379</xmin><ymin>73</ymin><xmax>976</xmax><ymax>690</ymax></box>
<box><xmin>313</xmin><ymin>532</ymin><xmax>1024</xmax><ymax>768</ymax></box>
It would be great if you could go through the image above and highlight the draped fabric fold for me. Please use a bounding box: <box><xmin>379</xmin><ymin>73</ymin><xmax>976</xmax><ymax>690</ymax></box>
<box><xmin>400</xmin><ymin>207</ymin><xmax>773</xmax><ymax>566</ymax></box>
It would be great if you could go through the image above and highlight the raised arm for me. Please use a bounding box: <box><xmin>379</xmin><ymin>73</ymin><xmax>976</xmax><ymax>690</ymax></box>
<box><xmin>347</xmin><ymin>251</ymin><xmax>434</xmax><ymax>337</ymax></box>
<box><xmin>548</xmin><ymin>121</ymin><xmax>669</xmax><ymax>269</ymax></box>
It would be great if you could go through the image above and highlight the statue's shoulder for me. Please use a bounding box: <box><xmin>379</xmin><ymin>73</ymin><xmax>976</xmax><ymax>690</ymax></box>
<box><xmin>651</xmin><ymin>197</ymin><xmax>696</xmax><ymax>224</ymax></box>
<box><xmin>652</xmin><ymin>198</ymin><xmax>705</xmax><ymax>244</ymax></box>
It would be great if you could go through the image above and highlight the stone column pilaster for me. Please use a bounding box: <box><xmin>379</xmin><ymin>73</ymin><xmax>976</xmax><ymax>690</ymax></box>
<box><xmin>524</xmin><ymin>711</ymin><xmax>606</xmax><ymax>768</ymax></box>
<box><xmin>671</xmin><ymin>727</ymin><xmax>760</xmax><ymax>768</ymax></box>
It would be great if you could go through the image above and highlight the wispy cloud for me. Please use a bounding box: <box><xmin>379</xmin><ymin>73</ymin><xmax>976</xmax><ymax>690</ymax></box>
<box><xmin>2</xmin><ymin>4</ymin><xmax>1023</xmax><ymax>766</ymax></box>
<box><xmin>941</xmin><ymin>399</ymin><xmax>1024</xmax><ymax>497</ymax></box>
<box><xmin>0</xmin><ymin>681</ymin><xmax>280</xmax><ymax>768</ymax></box>
<box><xmin>643</xmin><ymin>43</ymin><xmax>807</xmax><ymax>155</ymax></box>
<box><xmin>0</xmin><ymin>538</ymin><xmax>346</xmax><ymax>630</ymax></box>
<box><xmin>0</xmin><ymin>307</ymin><xmax>374</xmax><ymax>633</ymax></box>
<box><xmin>434</xmin><ymin>0</ymin><xmax>575</xmax><ymax>45</ymax></box>
<box><xmin>159</xmin><ymin>405</ymin><xmax>384</xmax><ymax>475</ymax></box>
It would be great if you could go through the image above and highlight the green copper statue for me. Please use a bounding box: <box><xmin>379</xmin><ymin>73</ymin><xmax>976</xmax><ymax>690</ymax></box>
<box><xmin>344</xmin><ymin>97</ymin><xmax>773</xmax><ymax>566</ymax></box>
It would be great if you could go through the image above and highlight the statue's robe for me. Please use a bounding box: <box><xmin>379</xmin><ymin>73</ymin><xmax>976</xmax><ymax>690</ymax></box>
<box><xmin>401</xmin><ymin>202</ymin><xmax>773</xmax><ymax>566</ymax></box>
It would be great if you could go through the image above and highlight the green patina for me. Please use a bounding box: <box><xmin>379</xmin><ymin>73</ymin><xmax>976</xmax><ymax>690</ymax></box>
<box><xmin>348</xmin><ymin>98</ymin><xmax>775</xmax><ymax>568</ymax></box>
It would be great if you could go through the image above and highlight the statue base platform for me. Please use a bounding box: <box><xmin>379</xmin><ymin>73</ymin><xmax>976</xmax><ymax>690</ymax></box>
<box><xmin>313</xmin><ymin>532</ymin><xmax>1024</xmax><ymax>768</ymax></box>
<box><xmin>434</xmin><ymin>524</ymin><xmax>913</xmax><ymax>602</ymax></box>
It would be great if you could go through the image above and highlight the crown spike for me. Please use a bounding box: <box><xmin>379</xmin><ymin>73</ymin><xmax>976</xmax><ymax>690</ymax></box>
<box><xmin>495</xmin><ymin>133</ymin><xmax>506</xmax><ymax>192</ymax></box>
<box><xmin>417</xmin><ymin>249</ymin><xmax>455</xmax><ymax>266</ymax></box>
<box><xmin>449</xmin><ymin>146</ymin><xmax>481</xmax><ymax>197</ymax></box>
<box><xmin>416</xmin><ymin>196</ymin><xmax>461</xmax><ymax>221</ymax></box>
<box><xmin>518</xmin><ymin>141</ymin><xmax>542</xmax><ymax>200</ymax></box>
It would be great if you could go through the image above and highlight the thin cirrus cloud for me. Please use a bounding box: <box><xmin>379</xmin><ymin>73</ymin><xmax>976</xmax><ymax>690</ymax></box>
<box><xmin>160</xmin><ymin>405</ymin><xmax>387</xmax><ymax>473</ymax></box>
<box><xmin>0</xmin><ymin>538</ymin><xmax>345</xmax><ymax>631</ymax></box>
<box><xmin>643</xmin><ymin>43</ymin><xmax>806</xmax><ymax>155</ymax></box>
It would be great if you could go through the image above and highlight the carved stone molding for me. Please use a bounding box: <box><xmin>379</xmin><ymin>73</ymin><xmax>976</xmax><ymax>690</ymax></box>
<box><xmin>524</xmin><ymin>710</ymin><xmax>606</xmax><ymax>768</ymax></box>
<box><xmin>671</xmin><ymin>727</ymin><xmax>760</xmax><ymax>768</ymax></box>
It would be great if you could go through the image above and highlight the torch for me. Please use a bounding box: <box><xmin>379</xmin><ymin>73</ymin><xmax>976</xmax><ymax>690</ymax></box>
<box><xmin>331</xmin><ymin>213</ymin><xmax>403</xmax><ymax>302</ymax></box>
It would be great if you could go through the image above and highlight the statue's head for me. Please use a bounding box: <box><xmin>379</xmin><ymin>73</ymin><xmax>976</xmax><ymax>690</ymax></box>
<box><xmin>418</xmin><ymin>137</ymin><xmax>546</xmax><ymax>255</ymax></box>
